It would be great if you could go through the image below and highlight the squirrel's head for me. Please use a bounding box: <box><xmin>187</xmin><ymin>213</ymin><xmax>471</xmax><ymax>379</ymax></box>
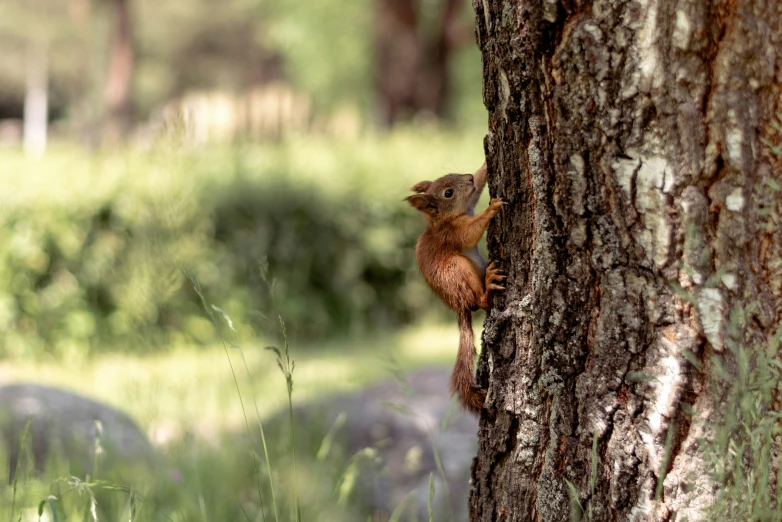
<box><xmin>405</xmin><ymin>173</ymin><xmax>477</xmax><ymax>223</ymax></box>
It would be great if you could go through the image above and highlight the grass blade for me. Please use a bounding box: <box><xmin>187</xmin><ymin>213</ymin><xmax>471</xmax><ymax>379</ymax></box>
<box><xmin>589</xmin><ymin>432</ymin><xmax>597</xmax><ymax>521</ymax></box>
<box><xmin>189</xmin><ymin>273</ymin><xmax>268</xmax><ymax>521</ymax></box>
<box><xmin>11</xmin><ymin>418</ymin><xmax>33</xmax><ymax>522</ymax></box>
<box><xmin>565</xmin><ymin>479</ymin><xmax>583</xmax><ymax>522</ymax></box>
<box><xmin>427</xmin><ymin>473</ymin><xmax>435</xmax><ymax>522</ymax></box>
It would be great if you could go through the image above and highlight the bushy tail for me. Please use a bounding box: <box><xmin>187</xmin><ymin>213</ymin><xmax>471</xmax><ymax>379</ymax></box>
<box><xmin>451</xmin><ymin>310</ymin><xmax>486</xmax><ymax>415</ymax></box>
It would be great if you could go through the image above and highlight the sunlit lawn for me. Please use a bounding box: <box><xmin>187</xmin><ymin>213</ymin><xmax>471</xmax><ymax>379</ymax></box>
<box><xmin>1</xmin><ymin>323</ymin><xmax>460</xmax><ymax>444</ymax></box>
<box><xmin>2</xmin><ymin>322</ymin><xmax>471</xmax><ymax>521</ymax></box>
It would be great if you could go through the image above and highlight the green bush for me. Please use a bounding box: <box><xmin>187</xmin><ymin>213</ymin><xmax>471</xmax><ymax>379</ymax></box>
<box><xmin>0</xmin><ymin>129</ymin><xmax>486</xmax><ymax>358</ymax></box>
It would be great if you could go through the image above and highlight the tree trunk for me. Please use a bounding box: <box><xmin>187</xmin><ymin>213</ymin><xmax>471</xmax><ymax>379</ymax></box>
<box><xmin>375</xmin><ymin>0</ymin><xmax>420</xmax><ymax>126</ymax></box>
<box><xmin>414</xmin><ymin>0</ymin><xmax>463</xmax><ymax>120</ymax></box>
<box><xmin>69</xmin><ymin>0</ymin><xmax>101</xmax><ymax>147</ymax></box>
<box><xmin>374</xmin><ymin>0</ymin><xmax>471</xmax><ymax>126</ymax></box>
<box><xmin>103</xmin><ymin>0</ymin><xmax>134</xmax><ymax>141</ymax></box>
<box><xmin>470</xmin><ymin>0</ymin><xmax>782</xmax><ymax>519</ymax></box>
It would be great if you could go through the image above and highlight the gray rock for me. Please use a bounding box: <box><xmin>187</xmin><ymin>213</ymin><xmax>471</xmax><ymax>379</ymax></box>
<box><xmin>293</xmin><ymin>367</ymin><xmax>478</xmax><ymax>521</ymax></box>
<box><xmin>0</xmin><ymin>384</ymin><xmax>158</xmax><ymax>482</ymax></box>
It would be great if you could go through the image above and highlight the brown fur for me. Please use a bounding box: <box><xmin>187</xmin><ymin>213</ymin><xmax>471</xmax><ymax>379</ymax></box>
<box><xmin>406</xmin><ymin>162</ymin><xmax>505</xmax><ymax>415</ymax></box>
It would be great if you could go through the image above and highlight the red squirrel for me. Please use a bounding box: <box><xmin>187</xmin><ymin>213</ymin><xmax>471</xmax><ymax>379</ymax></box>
<box><xmin>406</xmin><ymin>162</ymin><xmax>505</xmax><ymax>414</ymax></box>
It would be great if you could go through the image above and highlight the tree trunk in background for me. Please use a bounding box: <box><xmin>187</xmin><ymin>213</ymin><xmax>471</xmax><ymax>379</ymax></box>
<box><xmin>69</xmin><ymin>0</ymin><xmax>101</xmax><ymax>147</ymax></box>
<box><xmin>375</xmin><ymin>0</ymin><xmax>471</xmax><ymax>126</ymax></box>
<box><xmin>103</xmin><ymin>0</ymin><xmax>134</xmax><ymax>141</ymax></box>
<box><xmin>471</xmin><ymin>0</ymin><xmax>782</xmax><ymax>519</ymax></box>
<box><xmin>23</xmin><ymin>39</ymin><xmax>48</xmax><ymax>157</ymax></box>
<box><xmin>415</xmin><ymin>0</ymin><xmax>463</xmax><ymax>120</ymax></box>
<box><xmin>376</xmin><ymin>0</ymin><xmax>420</xmax><ymax>126</ymax></box>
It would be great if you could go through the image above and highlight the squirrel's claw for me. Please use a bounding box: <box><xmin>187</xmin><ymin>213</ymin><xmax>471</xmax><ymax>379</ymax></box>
<box><xmin>485</xmin><ymin>262</ymin><xmax>506</xmax><ymax>286</ymax></box>
<box><xmin>487</xmin><ymin>198</ymin><xmax>505</xmax><ymax>213</ymax></box>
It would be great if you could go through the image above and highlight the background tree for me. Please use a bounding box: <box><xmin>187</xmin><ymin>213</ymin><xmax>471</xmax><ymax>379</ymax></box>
<box><xmin>375</xmin><ymin>0</ymin><xmax>473</xmax><ymax>126</ymax></box>
<box><xmin>103</xmin><ymin>0</ymin><xmax>135</xmax><ymax>141</ymax></box>
<box><xmin>471</xmin><ymin>0</ymin><xmax>782</xmax><ymax>520</ymax></box>
<box><xmin>0</xmin><ymin>0</ymin><xmax>485</xmax><ymax>136</ymax></box>
<box><xmin>0</xmin><ymin>0</ymin><xmax>84</xmax><ymax>154</ymax></box>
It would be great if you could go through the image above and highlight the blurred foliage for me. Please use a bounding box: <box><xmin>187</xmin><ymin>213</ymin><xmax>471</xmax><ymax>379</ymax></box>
<box><xmin>137</xmin><ymin>0</ymin><xmax>480</xmax><ymax>120</ymax></box>
<box><xmin>261</xmin><ymin>0</ymin><xmax>372</xmax><ymax>113</ymax></box>
<box><xmin>0</xmin><ymin>128</ymin><xmax>486</xmax><ymax>359</ymax></box>
<box><xmin>0</xmin><ymin>0</ymin><xmax>482</xmax><ymax>124</ymax></box>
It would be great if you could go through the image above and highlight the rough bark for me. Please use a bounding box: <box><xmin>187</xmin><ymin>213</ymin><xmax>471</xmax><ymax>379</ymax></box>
<box><xmin>470</xmin><ymin>0</ymin><xmax>782</xmax><ymax>520</ymax></box>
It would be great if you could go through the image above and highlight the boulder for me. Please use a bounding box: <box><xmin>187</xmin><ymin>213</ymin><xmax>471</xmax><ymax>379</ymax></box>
<box><xmin>0</xmin><ymin>384</ymin><xmax>158</xmax><ymax>482</ymax></box>
<box><xmin>292</xmin><ymin>367</ymin><xmax>479</xmax><ymax>521</ymax></box>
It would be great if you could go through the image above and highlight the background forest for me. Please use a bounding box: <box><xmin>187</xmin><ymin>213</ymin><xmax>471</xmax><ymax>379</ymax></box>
<box><xmin>1</xmin><ymin>0</ymin><xmax>491</xmax><ymax>520</ymax></box>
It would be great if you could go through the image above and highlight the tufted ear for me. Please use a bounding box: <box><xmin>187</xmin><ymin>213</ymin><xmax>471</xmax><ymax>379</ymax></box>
<box><xmin>409</xmin><ymin>180</ymin><xmax>432</xmax><ymax>193</ymax></box>
<box><xmin>405</xmin><ymin>193</ymin><xmax>438</xmax><ymax>216</ymax></box>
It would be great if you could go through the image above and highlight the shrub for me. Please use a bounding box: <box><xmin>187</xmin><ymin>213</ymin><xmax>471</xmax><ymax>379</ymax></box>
<box><xmin>0</xmin><ymin>129</ymin><xmax>485</xmax><ymax>358</ymax></box>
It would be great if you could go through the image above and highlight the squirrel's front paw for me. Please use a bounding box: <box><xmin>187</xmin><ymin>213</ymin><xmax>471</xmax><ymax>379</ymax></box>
<box><xmin>488</xmin><ymin>198</ymin><xmax>506</xmax><ymax>216</ymax></box>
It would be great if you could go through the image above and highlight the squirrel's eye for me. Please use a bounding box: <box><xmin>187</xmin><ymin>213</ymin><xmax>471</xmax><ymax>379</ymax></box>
<box><xmin>444</xmin><ymin>189</ymin><xmax>454</xmax><ymax>198</ymax></box>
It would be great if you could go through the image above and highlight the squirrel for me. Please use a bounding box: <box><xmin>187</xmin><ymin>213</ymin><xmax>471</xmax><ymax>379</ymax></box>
<box><xmin>406</xmin><ymin>162</ymin><xmax>505</xmax><ymax>415</ymax></box>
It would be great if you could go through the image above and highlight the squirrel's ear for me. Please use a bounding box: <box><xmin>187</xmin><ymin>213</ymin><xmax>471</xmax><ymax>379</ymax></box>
<box><xmin>410</xmin><ymin>180</ymin><xmax>432</xmax><ymax>193</ymax></box>
<box><xmin>406</xmin><ymin>194</ymin><xmax>438</xmax><ymax>215</ymax></box>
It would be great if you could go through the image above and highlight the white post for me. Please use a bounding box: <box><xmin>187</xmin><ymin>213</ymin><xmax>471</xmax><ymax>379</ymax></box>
<box><xmin>23</xmin><ymin>39</ymin><xmax>48</xmax><ymax>157</ymax></box>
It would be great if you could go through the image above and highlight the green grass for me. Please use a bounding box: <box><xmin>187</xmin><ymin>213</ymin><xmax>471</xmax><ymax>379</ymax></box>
<box><xmin>0</xmin><ymin>323</ymin><xmax>459</xmax><ymax>438</ymax></box>
<box><xmin>1</xmin><ymin>322</ymin><xmax>462</xmax><ymax>521</ymax></box>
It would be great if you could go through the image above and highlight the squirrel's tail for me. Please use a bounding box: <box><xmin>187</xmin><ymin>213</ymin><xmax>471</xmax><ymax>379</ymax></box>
<box><xmin>451</xmin><ymin>310</ymin><xmax>486</xmax><ymax>415</ymax></box>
